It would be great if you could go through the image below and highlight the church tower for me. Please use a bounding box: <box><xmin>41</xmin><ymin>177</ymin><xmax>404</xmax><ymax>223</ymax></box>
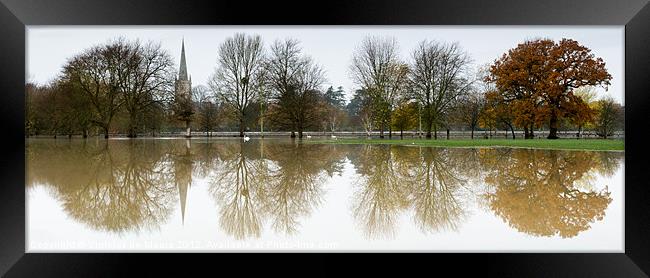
<box><xmin>174</xmin><ymin>39</ymin><xmax>193</xmax><ymax>138</ymax></box>
<box><xmin>175</xmin><ymin>39</ymin><xmax>192</xmax><ymax>100</ymax></box>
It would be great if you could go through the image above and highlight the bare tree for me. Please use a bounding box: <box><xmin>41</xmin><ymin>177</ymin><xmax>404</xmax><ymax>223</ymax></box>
<box><xmin>63</xmin><ymin>40</ymin><xmax>126</xmax><ymax>138</ymax></box>
<box><xmin>209</xmin><ymin>33</ymin><xmax>265</xmax><ymax>137</ymax></box>
<box><xmin>117</xmin><ymin>40</ymin><xmax>176</xmax><ymax>138</ymax></box>
<box><xmin>454</xmin><ymin>86</ymin><xmax>484</xmax><ymax>139</ymax></box>
<box><xmin>63</xmin><ymin>38</ymin><xmax>175</xmax><ymax>138</ymax></box>
<box><xmin>265</xmin><ymin>38</ymin><xmax>326</xmax><ymax>138</ymax></box>
<box><xmin>409</xmin><ymin>40</ymin><xmax>472</xmax><ymax>139</ymax></box>
<box><xmin>193</xmin><ymin>85</ymin><xmax>219</xmax><ymax>136</ymax></box>
<box><xmin>350</xmin><ymin>36</ymin><xmax>408</xmax><ymax>138</ymax></box>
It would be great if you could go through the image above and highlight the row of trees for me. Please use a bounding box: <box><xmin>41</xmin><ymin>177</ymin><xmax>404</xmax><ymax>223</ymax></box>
<box><xmin>25</xmin><ymin>35</ymin><xmax>624</xmax><ymax>139</ymax></box>
<box><xmin>348</xmin><ymin>36</ymin><xmax>621</xmax><ymax>139</ymax></box>
<box><xmin>25</xmin><ymin>36</ymin><xmax>348</xmax><ymax>138</ymax></box>
<box><xmin>26</xmin><ymin>38</ymin><xmax>176</xmax><ymax>138</ymax></box>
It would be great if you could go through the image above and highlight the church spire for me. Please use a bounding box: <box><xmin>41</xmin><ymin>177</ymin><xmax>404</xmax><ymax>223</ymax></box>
<box><xmin>178</xmin><ymin>39</ymin><xmax>188</xmax><ymax>81</ymax></box>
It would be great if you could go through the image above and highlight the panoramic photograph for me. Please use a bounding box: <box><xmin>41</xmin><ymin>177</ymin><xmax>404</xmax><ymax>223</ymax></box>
<box><xmin>25</xmin><ymin>26</ymin><xmax>624</xmax><ymax>251</ymax></box>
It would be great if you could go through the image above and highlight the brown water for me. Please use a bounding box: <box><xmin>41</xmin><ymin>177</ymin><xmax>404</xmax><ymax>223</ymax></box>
<box><xmin>26</xmin><ymin>138</ymin><xmax>624</xmax><ymax>251</ymax></box>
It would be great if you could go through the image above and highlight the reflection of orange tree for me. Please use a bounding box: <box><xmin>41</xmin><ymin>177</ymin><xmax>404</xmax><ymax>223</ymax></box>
<box><xmin>349</xmin><ymin>145</ymin><xmax>474</xmax><ymax>238</ymax></box>
<box><xmin>593</xmin><ymin>151</ymin><xmax>624</xmax><ymax>177</ymax></box>
<box><xmin>210</xmin><ymin>141</ymin><xmax>346</xmax><ymax>239</ymax></box>
<box><xmin>482</xmin><ymin>149</ymin><xmax>614</xmax><ymax>238</ymax></box>
<box><xmin>27</xmin><ymin>140</ymin><xmax>176</xmax><ymax>234</ymax></box>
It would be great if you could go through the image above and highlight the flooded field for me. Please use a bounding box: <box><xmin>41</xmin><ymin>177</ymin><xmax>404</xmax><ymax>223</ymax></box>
<box><xmin>26</xmin><ymin>138</ymin><xmax>624</xmax><ymax>251</ymax></box>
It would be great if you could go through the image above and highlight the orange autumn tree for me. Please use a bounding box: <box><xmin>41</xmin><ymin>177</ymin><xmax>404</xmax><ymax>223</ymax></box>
<box><xmin>488</xmin><ymin>39</ymin><xmax>612</xmax><ymax>139</ymax></box>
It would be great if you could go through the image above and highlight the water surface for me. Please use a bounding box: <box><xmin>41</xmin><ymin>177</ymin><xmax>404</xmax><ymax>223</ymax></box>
<box><xmin>26</xmin><ymin>138</ymin><xmax>624</xmax><ymax>251</ymax></box>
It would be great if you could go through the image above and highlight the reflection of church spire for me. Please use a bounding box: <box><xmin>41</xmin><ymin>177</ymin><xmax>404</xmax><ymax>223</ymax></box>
<box><xmin>178</xmin><ymin>180</ymin><xmax>189</xmax><ymax>225</ymax></box>
<box><xmin>176</xmin><ymin>139</ymin><xmax>193</xmax><ymax>225</ymax></box>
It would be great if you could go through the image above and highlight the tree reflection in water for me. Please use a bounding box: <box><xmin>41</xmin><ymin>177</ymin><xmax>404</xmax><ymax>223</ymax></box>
<box><xmin>27</xmin><ymin>139</ymin><xmax>176</xmax><ymax>234</ymax></box>
<box><xmin>404</xmin><ymin>147</ymin><xmax>473</xmax><ymax>233</ymax></box>
<box><xmin>26</xmin><ymin>139</ymin><xmax>622</xmax><ymax>240</ymax></box>
<box><xmin>348</xmin><ymin>145</ymin><xmax>474</xmax><ymax>238</ymax></box>
<box><xmin>209</xmin><ymin>140</ymin><xmax>347</xmax><ymax>239</ymax></box>
<box><xmin>348</xmin><ymin>145</ymin><xmax>621</xmax><ymax>239</ymax></box>
<box><xmin>348</xmin><ymin>145</ymin><xmax>410</xmax><ymax>239</ymax></box>
<box><xmin>263</xmin><ymin>143</ymin><xmax>336</xmax><ymax>235</ymax></box>
<box><xmin>481</xmin><ymin>149</ymin><xmax>619</xmax><ymax>238</ymax></box>
<box><xmin>209</xmin><ymin>141</ymin><xmax>267</xmax><ymax>239</ymax></box>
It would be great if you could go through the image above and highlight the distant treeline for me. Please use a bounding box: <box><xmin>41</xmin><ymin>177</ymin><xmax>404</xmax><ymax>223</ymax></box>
<box><xmin>25</xmin><ymin>35</ymin><xmax>624</xmax><ymax>139</ymax></box>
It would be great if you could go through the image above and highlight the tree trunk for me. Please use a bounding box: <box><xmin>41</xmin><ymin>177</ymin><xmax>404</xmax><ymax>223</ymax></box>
<box><xmin>446</xmin><ymin>129</ymin><xmax>450</xmax><ymax>140</ymax></box>
<box><xmin>529</xmin><ymin>125</ymin><xmax>535</xmax><ymax>139</ymax></box>
<box><xmin>471</xmin><ymin>128</ymin><xmax>474</xmax><ymax>139</ymax></box>
<box><xmin>82</xmin><ymin>129</ymin><xmax>88</xmax><ymax>139</ymax></box>
<box><xmin>290</xmin><ymin>131</ymin><xmax>296</xmax><ymax>138</ymax></box>
<box><xmin>127</xmin><ymin>113</ymin><xmax>137</xmax><ymax>138</ymax></box>
<box><xmin>510</xmin><ymin>125</ymin><xmax>516</xmax><ymax>140</ymax></box>
<box><xmin>239</xmin><ymin>118</ymin><xmax>245</xmax><ymax>137</ymax></box>
<box><xmin>433</xmin><ymin>125</ymin><xmax>437</xmax><ymax>140</ymax></box>
<box><xmin>400</xmin><ymin>129</ymin><xmax>403</xmax><ymax>139</ymax></box>
<box><xmin>379</xmin><ymin>123</ymin><xmax>385</xmax><ymax>139</ymax></box>
<box><xmin>103</xmin><ymin>126</ymin><xmax>109</xmax><ymax>139</ymax></box>
<box><xmin>577</xmin><ymin>125</ymin><xmax>582</xmax><ymax>138</ymax></box>
<box><xmin>185</xmin><ymin>120</ymin><xmax>191</xmax><ymax>138</ymax></box>
<box><xmin>547</xmin><ymin>111</ymin><xmax>559</xmax><ymax>139</ymax></box>
<box><xmin>523</xmin><ymin>126</ymin><xmax>530</xmax><ymax>139</ymax></box>
<box><xmin>524</xmin><ymin>125</ymin><xmax>536</xmax><ymax>139</ymax></box>
<box><xmin>298</xmin><ymin>129</ymin><xmax>304</xmax><ymax>139</ymax></box>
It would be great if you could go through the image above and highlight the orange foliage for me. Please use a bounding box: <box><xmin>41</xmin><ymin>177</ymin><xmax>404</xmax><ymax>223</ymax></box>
<box><xmin>488</xmin><ymin>39</ymin><xmax>611</xmax><ymax>139</ymax></box>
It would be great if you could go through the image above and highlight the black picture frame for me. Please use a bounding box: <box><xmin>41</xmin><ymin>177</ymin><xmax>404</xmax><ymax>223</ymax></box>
<box><xmin>1</xmin><ymin>0</ymin><xmax>649</xmax><ymax>277</ymax></box>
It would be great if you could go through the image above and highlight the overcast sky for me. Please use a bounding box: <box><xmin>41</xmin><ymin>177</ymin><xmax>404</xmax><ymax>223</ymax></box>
<box><xmin>27</xmin><ymin>26</ymin><xmax>624</xmax><ymax>104</ymax></box>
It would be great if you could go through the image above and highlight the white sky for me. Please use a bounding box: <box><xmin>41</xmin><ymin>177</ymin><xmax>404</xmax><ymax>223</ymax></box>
<box><xmin>27</xmin><ymin>26</ymin><xmax>624</xmax><ymax>105</ymax></box>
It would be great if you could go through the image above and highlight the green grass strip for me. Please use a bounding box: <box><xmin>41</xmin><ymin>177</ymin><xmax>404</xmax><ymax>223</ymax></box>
<box><xmin>307</xmin><ymin>138</ymin><xmax>624</xmax><ymax>151</ymax></box>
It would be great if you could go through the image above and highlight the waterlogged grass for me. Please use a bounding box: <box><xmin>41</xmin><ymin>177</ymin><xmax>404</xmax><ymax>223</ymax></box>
<box><xmin>309</xmin><ymin>138</ymin><xmax>624</xmax><ymax>151</ymax></box>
